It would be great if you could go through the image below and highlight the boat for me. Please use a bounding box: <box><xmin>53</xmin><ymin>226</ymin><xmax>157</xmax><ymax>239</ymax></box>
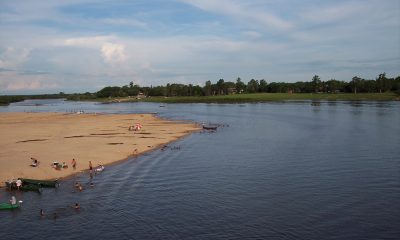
<box><xmin>202</xmin><ymin>125</ymin><xmax>218</xmax><ymax>130</ymax></box>
<box><xmin>0</xmin><ymin>202</ymin><xmax>20</xmax><ymax>210</ymax></box>
<box><xmin>18</xmin><ymin>178</ymin><xmax>59</xmax><ymax>188</ymax></box>
<box><xmin>5</xmin><ymin>181</ymin><xmax>42</xmax><ymax>193</ymax></box>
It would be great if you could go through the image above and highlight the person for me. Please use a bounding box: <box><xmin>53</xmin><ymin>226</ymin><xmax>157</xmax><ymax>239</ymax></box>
<box><xmin>62</xmin><ymin>161</ymin><xmax>68</xmax><ymax>168</ymax></box>
<box><xmin>71</xmin><ymin>158</ymin><xmax>77</xmax><ymax>170</ymax></box>
<box><xmin>40</xmin><ymin>209</ymin><xmax>45</xmax><ymax>217</ymax></box>
<box><xmin>73</xmin><ymin>203</ymin><xmax>80</xmax><ymax>209</ymax></box>
<box><xmin>31</xmin><ymin>157</ymin><xmax>38</xmax><ymax>167</ymax></box>
<box><xmin>16</xmin><ymin>179</ymin><xmax>22</xmax><ymax>190</ymax></box>
<box><xmin>89</xmin><ymin>161</ymin><xmax>93</xmax><ymax>173</ymax></box>
<box><xmin>10</xmin><ymin>196</ymin><xmax>16</xmax><ymax>205</ymax></box>
<box><xmin>74</xmin><ymin>182</ymin><xmax>83</xmax><ymax>191</ymax></box>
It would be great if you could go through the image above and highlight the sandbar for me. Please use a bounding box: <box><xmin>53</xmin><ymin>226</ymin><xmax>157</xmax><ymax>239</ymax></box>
<box><xmin>0</xmin><ymin>112</ymin><xmax>200</xmax><ymax>186</ymax></box>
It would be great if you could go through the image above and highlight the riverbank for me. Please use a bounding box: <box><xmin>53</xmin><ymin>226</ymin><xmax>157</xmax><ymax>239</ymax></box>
<box><xmin>0</xmin><ymin>112</ymin><xmax>200</xmax><ymax>187</ymax></box>
<box><xmin>94</xmin><ymin>92</ymin><xmax>400</xmax><ymax>104</ymax></box>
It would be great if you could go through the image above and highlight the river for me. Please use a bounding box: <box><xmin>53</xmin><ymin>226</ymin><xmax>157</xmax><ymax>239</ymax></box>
<box><xmin>0</xmin><ymin>99</ymin><xmax>399</xmax><ymax>240</ymax></box>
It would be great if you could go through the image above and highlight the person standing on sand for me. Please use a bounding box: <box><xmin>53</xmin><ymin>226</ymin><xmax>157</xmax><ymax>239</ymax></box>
<box><xmin>89</xmin><ymin>161</ymin><xmax>93</xmax><ymax>173</ymax></box>
<box><xmin>71</xmin><ymin>158</ymin><xmax>77</xmax><ymax>170</ymax></box>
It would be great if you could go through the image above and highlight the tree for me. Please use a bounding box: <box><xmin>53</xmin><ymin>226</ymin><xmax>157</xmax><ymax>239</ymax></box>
<box><xmin>311</xmin><ymin>75</ymin><xmax>321</xmax><ymax>93</ymax></box>
<box><xmin>259</xmin><ymin>79</ymin><xmax>268</xmax><ymax>92</ymax></box>
<box><xmin>235</xmin><ymin>77</ymin><xmax>246</xmax><ymax>93</ymax></box>
<box><xmin>204</xmin><ymin>81</ymin><xmax>212</xmax><ymax>96</ymax></box>
<box><xmin>376</xmin><ymin>73</ymin><xmax>387</xmax><ymax>93</ymax></box>
<box><xmin>216</xmin><ymin>79</ymin><xmax>225</xmax><ymax>95</ymax></box>
<box><xmin>351</xmin><ymin>76</ymin><xmax>361</xmax><ymax>94</ymax></box>
<box><xmin>247</xmin><ymin>79</ymin><xmax>259</xmax><ymax>93</ymax></box>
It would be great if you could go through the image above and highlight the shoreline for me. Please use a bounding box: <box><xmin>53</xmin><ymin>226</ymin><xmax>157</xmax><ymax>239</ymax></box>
<box><xmin>0</xmin><ymin>112</ymin><xmax>201</xmax><ymax>187</ymax></box>
<box><xmin>43</xmin><ymin>129</ymin><xmax>198</xmax><ymax>187</ymax></box>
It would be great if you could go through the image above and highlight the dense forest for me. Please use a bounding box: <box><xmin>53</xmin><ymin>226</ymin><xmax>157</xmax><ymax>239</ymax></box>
<box><xmin>68</xmin><ymin>73</ymin><xmax>400</xmax><ymax>100</ymax></box>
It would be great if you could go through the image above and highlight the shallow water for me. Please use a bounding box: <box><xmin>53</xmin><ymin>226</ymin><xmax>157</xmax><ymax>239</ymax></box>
<box><xmin>1</xmin><ymin>99</ymin><xmax>399</xmax><ymax>239</ymax></box>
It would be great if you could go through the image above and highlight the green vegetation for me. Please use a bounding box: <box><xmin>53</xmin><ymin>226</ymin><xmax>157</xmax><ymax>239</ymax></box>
<box><xmin>67</xmin><ymin>72</ymin><xmax>400</xmax><ymax>101</ymax></box>
<box><xmin>1</xmin><ymin>73</ymin><xmax>399</xmax><ymax>105</ymax></box>
<box><xmin>0</xmin><ymin>93</ymin><xmax>68</xmax><ymax>105</ymax></box>
<box><xmin>127</xmin><ymin>92</ymin><xmax>399</xmax><ymax>103</ymax></box>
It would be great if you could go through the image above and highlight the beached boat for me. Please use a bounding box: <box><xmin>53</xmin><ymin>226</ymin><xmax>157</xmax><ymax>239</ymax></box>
<box><xmin>19</xmin><ymin>178</ymin><xmax>59</xmax><ymax>188</ymax></box>
<box><xmin>202</xmin><ymin>125</ymin><xmax>218</xmax><ymax>130</ymax></box>
<box><xmin>0</xmin><ymin>202</ymin><xmax>20</xmax><ymax>210</ymax></box>
<box><xmin>5</xmin><ymin>181</ymin><xmax>42</xmax><ymax>193</ymax></box>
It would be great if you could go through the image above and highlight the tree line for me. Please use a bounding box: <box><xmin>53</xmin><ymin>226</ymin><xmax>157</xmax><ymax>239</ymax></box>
<box><xmin>69</xmin><ymin>73</ymin><xmax>400</xmax><ymax>100</ymax></box>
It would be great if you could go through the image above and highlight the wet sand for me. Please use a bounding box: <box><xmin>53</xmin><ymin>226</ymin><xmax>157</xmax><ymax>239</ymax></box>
<box><xmin>0</xmin><ymin>112</ymin><xmax>200</xmax><ymax>186</ymax></box>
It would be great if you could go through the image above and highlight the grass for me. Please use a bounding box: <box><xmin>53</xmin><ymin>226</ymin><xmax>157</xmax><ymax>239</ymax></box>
<box><xmin>109</xmin><ymin>92</ymin><xmax>399</xmax><ymax>104</ymax></box>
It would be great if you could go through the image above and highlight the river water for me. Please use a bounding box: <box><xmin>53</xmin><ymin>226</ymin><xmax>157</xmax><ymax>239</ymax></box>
<box><xmin>0</xmin><ymin>99</ymin><xmax>399</xmax><ymax>240</ymax></box>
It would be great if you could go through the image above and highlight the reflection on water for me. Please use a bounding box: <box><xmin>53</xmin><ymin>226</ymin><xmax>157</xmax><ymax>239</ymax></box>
<box><xmin>1</xmin><ymin>99</ymin><xmax>400</xmax><ymax>240</ymax></box>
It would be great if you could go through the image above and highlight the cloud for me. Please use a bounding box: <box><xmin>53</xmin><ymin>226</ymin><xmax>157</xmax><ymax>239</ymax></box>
<box><xmin>180</xmin><ymin>0</ymin><xmax>293</xmax><ymax>31</ymax></box>
<box><xmin>102</xmin><ymin>18</ymin><xmax>148</xmax><ymax>28</ymax></box>
<box><xmin>101</xmin><ymin>43</ymin><xmax>127</xmax><ymax>64</ymax></box>
<box><xmin>0</xmin><ymin>0</ymin><xmax>398</xmax><ymax>94</ymax></box>
<box><xmin>0</xmin><ymin>47</ymin><xmax>31</xmax><ymax>69</ymax></box>
<box><xmin>242</xmin><ymin>31</ymin><xmax>262</xmax><ymax>39</ymax></box>
<box><xmin>54</xmin><ymin>36</ymin><xmax>127</xmax><ymax>65</ymax></box>
<box><xmin>0</xmin><ymin>71</ymin><xmax>58</xmax><ymax>92</ymax></box>
<box><xmin>60</xmin><ymin>36</ymin><xmax>115</xmax><ymax>48</ymax></box>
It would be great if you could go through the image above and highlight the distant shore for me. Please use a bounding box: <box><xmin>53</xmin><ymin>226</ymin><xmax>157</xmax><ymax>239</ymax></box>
<box><xmin>0</xmin><ymin>112</ymin><xmax>200</xmax><ymax>187</ymax></box>
<box><xmin>97</xmin><ymin>92</ymin><xmax>400</xmax><ymax>104</ymax></box>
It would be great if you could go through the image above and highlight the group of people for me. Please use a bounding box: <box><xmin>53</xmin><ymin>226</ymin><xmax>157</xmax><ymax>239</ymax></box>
<box><xmin>40</xmin><ymin>202</ymin><xmax>80</xmax><ymax>219</ymax></box>
<box><xmin>30</xmin><ymin>157</ymin><xmax>78</xmax><ymax>170</ymax></box>
<box><xmin>128</xmin><ymin>122</ymin><xmax>143</xmax><ymax>131</ymax></box>
<box><xmin>26</xmin><ymin>159</ymin><xmax>101</xmax><ymax>218</ymax></box>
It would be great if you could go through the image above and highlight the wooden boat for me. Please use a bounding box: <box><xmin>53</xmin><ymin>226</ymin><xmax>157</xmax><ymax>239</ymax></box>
<box><xmin>19</xmin><ymin>178</ymin><xmax>59</xmax><ymax>188</ymax></box>
<box><xmin>0</xmin><ymin>202</ymin><xmax>20</xmax><ymax>210</ymax></box>
<box><xmin>202</xmin><ymin>125</ymin><xmax>218</xmax><ymax>130</ymax></box>
<box><xmin>5</xmin><ymin>181</ymin><xmax>42</xmax><ymax>193</ymax></box>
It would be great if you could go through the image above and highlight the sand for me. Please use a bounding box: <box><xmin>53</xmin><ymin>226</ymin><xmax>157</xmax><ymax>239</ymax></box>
<box><xmin>0</xmin><ymin>112</ymin><xmax>200</xmax><ymax>186</ymax></box>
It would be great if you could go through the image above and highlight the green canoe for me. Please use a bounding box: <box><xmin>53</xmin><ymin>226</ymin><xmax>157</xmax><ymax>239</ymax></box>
<box><xmin>19</xmin><ymin>178</ymin><xmax>59</xmax><ymax>188</ymax></box>
<box><xmin>5</xmin><ymin>181</ymin><xmax>42</xmax><ymax>193</ymax></box>
<box><xmin>0</xmin><ymin>202</ymin><xmax>20</xmax><ymax>210</ymax></box>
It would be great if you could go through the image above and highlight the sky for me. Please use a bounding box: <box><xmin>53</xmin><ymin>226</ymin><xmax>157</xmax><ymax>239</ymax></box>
<box><xmin>0</xmin><ymin>0</ymin><xmax>399</xmax><ymax>94</ymax></box>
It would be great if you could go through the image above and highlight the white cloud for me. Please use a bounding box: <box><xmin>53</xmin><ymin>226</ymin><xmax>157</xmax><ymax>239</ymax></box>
<box><xmin>60</xmin><ymin>36</ymin><xmax>115</xmax><ymax>48</ymax></box>
<box><xmin>54</xmin><ymin>36</ymin><xmax>128</xmax><ymax>65</ymax></box>
<box><xmin>0</xmin><ymin>47</ymin><xmax>31</xmax><ymax>69</ymax></box>
<box><xmin>101</xmin><ymin>43</ymin><xmax>127</xmax><ymax>64</ymax></box>
<box><xmin>180</xmin><ymin>0</ymin><xmax>293</xmax><ymax>31</ymax></box>
<box><xmin>242</xmin><ymin>31</ymin><xmax>262</xmax><ymax>39</ymax></box>
<box><xmin>0</xmin><ymin>71</ymin><xmax>58</xmax><ymax>92</ymax></box>
<box><xmin>102</xmin><ymin>18</ymin><xmax>148</xmax><ymax>28</ymax></box>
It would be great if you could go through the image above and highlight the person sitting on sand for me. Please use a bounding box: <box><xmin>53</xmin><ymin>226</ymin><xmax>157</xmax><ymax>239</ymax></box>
<box><xmin>62</xmin><ymin>161</ymin><xmax>68</xmax><ymax>168</ymax></box>
<box><xmin>30</xmin><ymin>157</ymin><xmax>39</xmax><ymax>167</ymax></box>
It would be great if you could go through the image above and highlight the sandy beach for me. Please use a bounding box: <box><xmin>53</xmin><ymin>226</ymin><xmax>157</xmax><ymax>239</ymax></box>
<box><xmin>0</xmin><ymin>112</ymin><xmax>200</xmax><ymax>186</ymax></box>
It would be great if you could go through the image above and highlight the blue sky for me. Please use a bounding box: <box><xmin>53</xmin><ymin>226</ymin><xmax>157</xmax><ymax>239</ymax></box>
<box><xmin>0</xmin><ymin>0</ymin><xmax>399</xmax><ymax>94</ymax></box>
